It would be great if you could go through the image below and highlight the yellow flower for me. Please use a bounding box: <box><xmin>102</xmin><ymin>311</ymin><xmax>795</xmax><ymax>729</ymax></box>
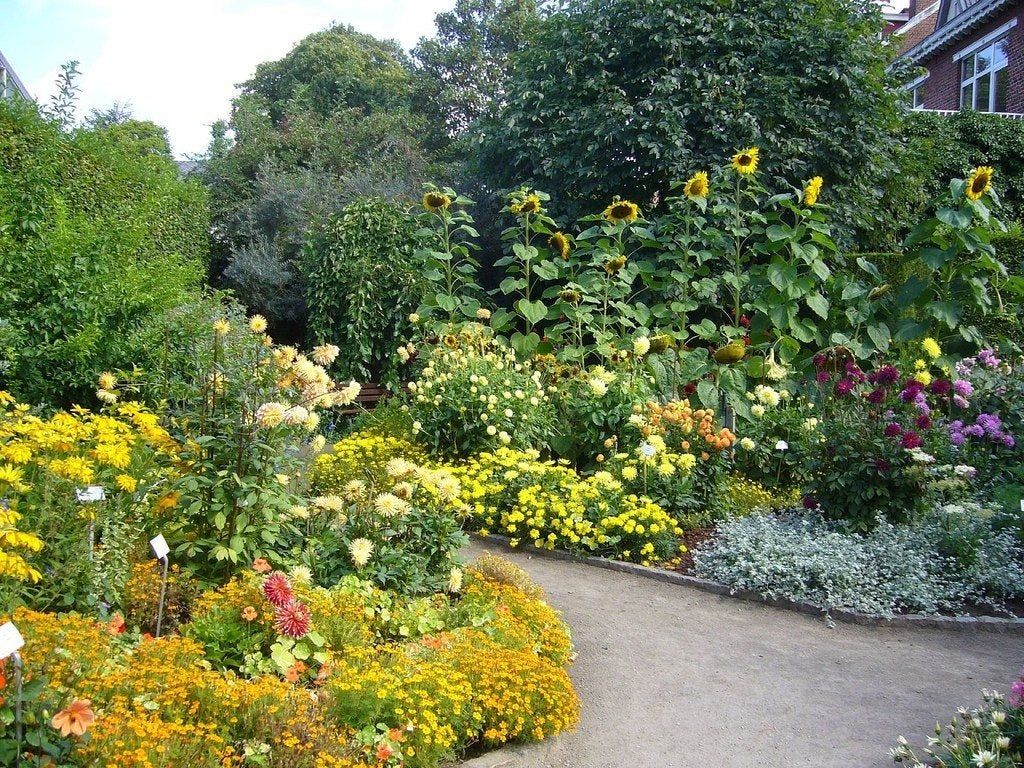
<box><xmin>914</xmin><ymin>370</ymin><xmax>933</xmax><ymax>386</ymax></box>
<box><xmin>510</xmin><ymin>194</ymin><xmax>542</xmax><ymax>215</ymax></box>
<box><xmin>683</xmin><ymin>171</ymin><xmax>709</xmax><ymax>200</ymax></box>
<box><xmin>922</xmin><ymin>337</ymin><xmax>941</xmax><ymax>360</ymax></box>
<box><xmin>98</xmin><ymin>372</ymin><xmax>117</xmax><ymax>391</ymax></box>
<box><xmin>213</xmin><ymin>318</ymin><xmax>231</xmax><ymax>337</ymax></box>
<box><xmin>965</xmin><ymin>166</ymin><xmax>994</xmax><ymax>201</ymax></box>
<box><xmin>115</xmin><ymin>474</ymin><xmax>138</xmax><ymax>493</ymax></box>
<box><xmin>603</xmin><ymin>199</ymin><xmax>640</xmax><ymax>224</ymax></box>
<box><xmin>804</xmin><ymin>176</ymin><xmax>823</xmax><ymax>207</ymax></box>
<box><xmin>548</xmin><ymin>232</ymin><xmax>572</xmax><ymax>260</ymax></box>
<box><xmin>248</xmin><ymin>314</ymin><xmax>268</xmax><ymax>333</ymax></box>
<box><xmin>423</xmin><ymin>190</ymin><xmax>451</xmax><ymax>211</ymax></box>
<box><xmin>349</xmin><ymin>538</ymin><xmax>374</xmax><ymax>568</ymax></box>
<box><xmin>731</xmin><ymin>147</ymin><xmax>760</xmax><ymax>176</ymax></box>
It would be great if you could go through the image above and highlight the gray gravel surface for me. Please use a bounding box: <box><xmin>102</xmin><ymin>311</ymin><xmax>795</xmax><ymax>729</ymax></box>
<box><xmin>461</xmin><ymin>541</ymin><xmax>1024</xmax><ymax>768</ymax></box>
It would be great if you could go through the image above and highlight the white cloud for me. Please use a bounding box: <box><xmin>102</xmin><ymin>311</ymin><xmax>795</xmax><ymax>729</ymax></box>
<box><xmin>32</xmin><ymin>0</ymin><xmax>450</xmax><ymax>157</ymax></box>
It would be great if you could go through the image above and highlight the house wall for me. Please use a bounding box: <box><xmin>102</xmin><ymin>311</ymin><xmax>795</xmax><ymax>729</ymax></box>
<box><xmin>918</xmin><ymin>2</ymin><xmax>1024</xmax><ymax>111</ymax></box>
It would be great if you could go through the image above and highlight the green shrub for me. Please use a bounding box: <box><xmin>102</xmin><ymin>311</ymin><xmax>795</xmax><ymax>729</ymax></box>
<box><xmin>304</xmin><ymin>197</ymin><xmax>424</xmax><ymax>388</ymax></box>
<box><xmin>0</xmin><ymin>98</ymin><xmax>209</xmax><ymax>407</ymax></box>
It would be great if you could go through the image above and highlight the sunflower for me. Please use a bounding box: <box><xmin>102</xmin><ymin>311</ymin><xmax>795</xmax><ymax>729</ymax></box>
<box><xmin>511</xmin><ymin>194</ymin><xmax>542</xmax><ymax>215</ymax></box>
<box><xmin>603</xmin><ymin>199</ymin><xmax>640</xmax><ymax>224</ymax></box>
<box><xmin>731</xmin><ymin>147</ymin><xmax>760</xmax><ymax>176</ymax></box>
<box><xmin>604</xmin><ymin>254</ymin><xmax>627</xmax><ymax>275</ymax></box>
<box><xmin>549</xmin><ymin>231</ymin><xmax>572</xmax><ymax>259</ymax></box>
<box><xmin>965</xmin><ymin>166</ymin><xmax>994</xmax><ymax>201</ymax></box>
<box><xmin>683</xmin><ymin>171</ymin><xmax>710</xmax><ymax>200</ymax></box>
<box><xmin>804</xmin><ymin>176</ymin><xmax>823</xmax><ymax>207</ymax></box>
<box><xmin>423</xmin><ymin>190</ymin><xmax>452</xmax><ymax>211</ymax></box>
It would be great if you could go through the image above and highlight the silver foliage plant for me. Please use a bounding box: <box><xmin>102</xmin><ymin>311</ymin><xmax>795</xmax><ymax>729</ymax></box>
<box><xmin>692</xmin><ymin>506</ymin><xmax>1024</xmax><ymax>617</ymax></box>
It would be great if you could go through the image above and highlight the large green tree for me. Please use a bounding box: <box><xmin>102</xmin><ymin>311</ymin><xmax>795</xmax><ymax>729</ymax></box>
<box><xmin>471</xmin><ymin>0</ymin><xmax>909</xmax><ymax>239</ymax></box>
<box><xmin>203</xmin><ymin>25</ymin><xmax>443</xmax><ymax>340</ymax></box>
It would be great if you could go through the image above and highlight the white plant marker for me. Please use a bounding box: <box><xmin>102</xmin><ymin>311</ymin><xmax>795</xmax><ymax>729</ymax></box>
<box><xmin>0</xmin><ymin>621</ymin><xmax>25</xmax><ymax>765</ymax></box>
<box><xmin>150</xmin><ymin>535</ymin><xmax>171</xmax><ymax>638</ymax></box>
<box><xmin>75</xmin><ymin>486</ymin><xmax>106</xmax><ymax>561</ymax></box>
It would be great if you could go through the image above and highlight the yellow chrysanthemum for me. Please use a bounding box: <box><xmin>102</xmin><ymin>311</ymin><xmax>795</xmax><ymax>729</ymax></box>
<box><xmin>212</xmin><ymin>318</ymin><xmax>231</xmax><ymax>337</ymax></box>
<box><xmin>248</xmin><ymin>314</ymin><xmax>268</xmax><ymax>333</ymax></box>
<box><xmin>922</xmin><ymin>337</ymin><xmax>941</xmax><ymax>360</ymax></box>
<box><xmin>965</xmin><ymin>166</ymin><xmax>994</xmax><ymax>201</ymax></box>
<box><xmin>423</xmin><ymin>190</ymin><xmax>452</xmax><ymax>211</ymax></box>
<box><xmin>603</xmin><ymin>199</ymin><xmax>640</xmax><ymax>224</ymax></box>
<box><xmin>804</xmin><ymin>176</ymin><xmax>823</xmax><ymax>207</ymax></box>
<box><xmin>683</xmin><ymin>171</ymin><xmax>709</xmax><ymax>200</ymax></box>
<box><xmin>731</xmin><ymin>147</ymin><xmax>760</xmax><ymax>176</ymax></box>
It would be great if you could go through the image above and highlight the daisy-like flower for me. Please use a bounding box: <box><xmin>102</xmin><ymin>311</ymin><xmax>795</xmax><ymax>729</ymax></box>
<box><xmin>213</xmin><ymin>318</ymin><xmax>231</xmax><ymax>337</ymax></box>
<box><xmin>604</xmin><ymin>255</ymin><xmax>627</xmax><ymax>275</ymax></box>
<box><xmin>549</xmin><ymin>232</ymin><xmax>572</xmax><ymax>259</ymax></box>
<box><xmin>349</xmin><ymin>538</ymin><xmax>374</xmax><ymax>568</ymax></box>
<box><xmin>248</xmin><ymin>314</ymin><xmax>268</xmax><ymax>333</ymax></box>
<box><xmin>965</xmin><ymin>166</ymin><xmax>994</xmax><ymax>201</ymax></box>
<box><xmin>252</xmin><ymin>557</ymin><xmax>271</xmax><ymax>573</ymax></box>
<box><xmin>603</xmin><ymin>199</ymin><xmax>640</xmax><ymax>224</ymax></box>
<box><xmin>96</xmin><ymin>388</ymin><xmax>118</xmax><ymax>404</ymax></box>
<box><xmin>262</xmin><ymin>571</ymin><xmax>293</xmax><ymax>607</ymax></box>
<box><xmin>282</xmin><ymin>405</ymin><xmax>309</xmax><ymax>426</ymax></box>
<box><xmin>423</xmin><ymin>190</ymin><xmax>451</xmax><ymax>211</ymax></box>
<box><xmin>510</xmin><ymin>194</ymin><xmax>542</xmax><ymax>215</ymax></box>
<box><xmin>922</xmin><ymin>337</ymin><xmax>941</xmax><ymax>360</ymax></box>
<box><xmin>632</xmin><ymin>337</ymin><xmax>651</xmax><ymax>357</ymax></box>
<box><xmin>311</xmin><ymin>344</ymin><xmax>340</xmax><ymax>366</ymax></box>
<box><xmin>803</xmin><ymin>176</ymin><xmax>823</xmax><ymax>206</ymax></box>
<box><xmin>115</xmin><ymin>474</ymin><xmax>137</xmax><ymax>493</ymax></box>
<box><xmin>98</xmin><ymin>372</ymin><xmax>117</xmax><ymax>390</ymax></box>
<box><xmin>256</xmin><ymin>402</ymin><xmax>287</xmax><ymax>428</ymax></box>
<box><xmin>274</xmin><ymin>599</ymin><xmax>311</xmax><ymax>638</ymax></box>
<box><xmin>342</xmin><ymin>479</ymin><xmax>366</xmax><ymax>501</ymax></box>
<box><xmin>731</xmin><ymin>147</ymin><xmax>760</xmax><ymax>176</ymax></box>
<box><xmin>476</xmin><ymin>307</ymin><xmax>492</xmax><ymax>320</ymax></box>
<box><xmin>241</xmin><ymin>606</ymin><xmax>258</xmax><ymax>622</ymax></box>
<box><xmin>448</xmin><ymin>566</ymin><xmax>464</xmax><ymax>593</ymax></box>
<box><xmin>51</xmin><ymin>700</ymin><xmax>95</xmax><ymax>737</ymax></box>
<box><xmin>374</xmin><ymin>493</ymin><xmax>410</xmax><ymax>516</ymax></box>
<box><xmin>683</xmin><ymin>171</ymin><xmax>709</xmax><ymax>200</ymax></box>
<box><xmin>290</xmin><ymin>565</ymin><xmax>313</xmax><ymax>584</ymax></box>
<box><xmin>312</xmin><ymin>495</ymin><xmax>346</xmax><ymax>513</ymax></box>
<box><xmin>386</xmin><ymin>457</ymin><xmax>416</xmax><ymax>479</ymax></box>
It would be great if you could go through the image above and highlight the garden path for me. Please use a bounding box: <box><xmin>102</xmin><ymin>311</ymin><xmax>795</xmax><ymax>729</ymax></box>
<box><xmin>461</xmin><ymin>540</ymin><xmax>1023</xmax><ymax>768</ymax></box>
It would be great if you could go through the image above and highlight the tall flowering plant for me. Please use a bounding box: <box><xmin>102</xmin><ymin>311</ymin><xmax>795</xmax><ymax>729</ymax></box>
<box><xmin>804</xmin><ymin>349</ymin><xmax>952</xmax><ymax>530</ymax></box>
<box><xmin>114</xmin><ymin>312</ymin><xmax>360</xmax><ymax>581</ymax></box>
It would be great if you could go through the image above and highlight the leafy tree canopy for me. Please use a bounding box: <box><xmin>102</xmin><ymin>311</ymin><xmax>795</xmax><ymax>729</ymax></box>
<box><xmin>471</xmin><ymin>0</ymin><xmax>911</xmax><ymax>239</ymax></box>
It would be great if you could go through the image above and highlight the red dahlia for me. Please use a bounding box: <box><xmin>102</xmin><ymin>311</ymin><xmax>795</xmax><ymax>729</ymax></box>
<box><xmin>263</xmin><ymin>571</ymin><xmax>293</xmax><ymax>607</ymax></box>
<box><xmin>274</xmin><ymin>599</ymin><xmax>311</xmax><ymax>638</ymax></box>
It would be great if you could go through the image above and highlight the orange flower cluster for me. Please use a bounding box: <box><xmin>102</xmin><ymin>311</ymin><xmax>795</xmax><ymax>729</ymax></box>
<box><xmin>642</xmin><ymin>400</ymin><xmax>736</xmax><ymax>454</ymax></box>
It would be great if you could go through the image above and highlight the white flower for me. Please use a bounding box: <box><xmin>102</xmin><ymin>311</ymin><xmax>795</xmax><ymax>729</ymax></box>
<box><xmin>775</xmin><ymin>440</ymin><xmax>789</xmax><ymax>451</ymax></box>
<box><xmin>588</xmin><ymin>377</ymin><xmax>608</xmax><ymax>396</ymax></box>
<box><xmin>639</xmin><ymin>443</ymin><xmax>657</xmax><ymax>458</ymax></box>
<box><xmin>906</xmin><ymin>448</ymin><xmax>935</xmax><ymax>464</ymax></box>
<box><xmin>498</xmin><ymin>431</ymin><xmax>512</xmax><ymax>444</ymax></box>
<box><xmin>486</xmin><ymin>425</ymin><xmax>497</xmax><ymax>436</ymax></box>
<box><xmin>740</xmin><ymin>437</ymin><xmax>756</xmax><ymax>451</ymax></box>
<box><xmin>408</xmin><ymin>313</ymin><xmax>419</xmax><ymax>324</ymax></box>
<box><xmin>754</xmin><ymin>385</ymin><xmax>781</xmax><ymax>407</ymax></box>
<box><xmin>997</xmin><ymin>737</ymin><xmax>1010</xmax><ymax>750</ymax></box>
<box><xmin>282</xmin><ymin>405</ymin><xmax>309</xmax><ymax>426</ymax></box>
<box><xmin>397</xmin><ymin>346</ymin><xmax>411</xmax><ymax>363</ymax></box>
<box><xmin>803</xmin><ymin>418</ymin><xmax>819</xmax><ymax>432</ymax></box>
<box><xmin>448</xmin><ymin>566</ymin><xmax>464</xmax><ymax>592</ymax></box>
<box><xmin>290</xmin><ymin>565</ymin><xmax>312</xmax><ymax>584</ymax></box>
<box><xmin>476</xmin><ymin>308</ymin><xmax>492</xmax><ymax>320</ymax></box>
<box><xmin>750</xmin><ymin>404</ymin><xmax>766</xmax><ymax>418</ymax></box>
<box><xmin>256</xmin><ymin>402</ymin><xmax>287</xmax><ymax>428</ymax></box>
<box><xmin>412</xmin><ymin>421</ymin><xmax>422</xmax><ymax>433</ymax></box>
<box><xmin>991</xmin><ymin>710</ymin><xmax>1006</xmax><ymax>725</ymax></box>
<box><xmin>313</xmin><ymin>495</ymin><xmax>346</xmax><ymax>512</ymax></box>
<box><xmin>310</xmin><ymin>434</ymin><xmax>327</xmax><ymax>454</ymax></box>
<box><xmin>374</xmin><ymin>493</ymin><xmax>410</xmax><ymax>516</ymax></box>
<box><xmin>311</xmin><ymin>344</ymin><xmax>340</xmax><ymax>366</ymax></box>
<box><xmin>972</xmin><ymin>751</ymin><xmax>997</xmax><ymax>767</ymax></box>
<box><xmin>349</xmin><ymin>538</ymin><xmax>374</xmax><ymax>568</ymax></box>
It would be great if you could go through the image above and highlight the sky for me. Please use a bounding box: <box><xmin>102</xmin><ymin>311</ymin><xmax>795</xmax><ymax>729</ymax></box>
<box><xmin>1</xmin><ymin>0</ymin><xmax>454</xmax><ymax>158</ymax></box>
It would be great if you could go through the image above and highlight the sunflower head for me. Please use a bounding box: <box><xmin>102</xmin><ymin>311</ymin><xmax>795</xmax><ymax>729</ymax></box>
<box><xmin>965</xmin><ymin>166</ymin><xmax>994</xmax><ymax>201</ymax></box>
<box><xmin>683</xmin><ymin>171</ymin><xmax>710</xmax><ymax>200</ymax></box>
<box><xmin>804</xmin><ymin>176</ymin><xmax>824</xmax><ymax>207</ymax></box>
<box><xmin>603</xmin><ymin>199</ymin><xmax>640</xmax><ymax>224</ymax></box>
<box><xmin>559</xmin><ymin>288</ymin><xmax>582</xmax><ymax>305</ymax></box>
<box><xmin>731</xmin><ymin>147</ymin><xmax>760</xmax><ymax>176</ymax></box>
<box><xmin>604</xmin><ymin>254</ymin><xmax>627</xmax><ymax>275</ymax></box>
<box><xmin>423</xmin><ymin>191</ymin><xmax>452</xmax><ymax>212</ymax></box>
<box><xmin>549</xmin><ymin>232</ymin><xmax>572</xmax><ymax>259</ymax></box>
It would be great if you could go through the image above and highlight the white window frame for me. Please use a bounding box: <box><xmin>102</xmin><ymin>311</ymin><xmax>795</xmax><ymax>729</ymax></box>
<box><xmin>958</xmin><ymin>31</ymin><xmax>1012</xmax><ymax>112</ymax></box>
<box><xmin>906</xmin><ymin>72</ymin><xmax>929</xmax><ymax>109</ymax></box>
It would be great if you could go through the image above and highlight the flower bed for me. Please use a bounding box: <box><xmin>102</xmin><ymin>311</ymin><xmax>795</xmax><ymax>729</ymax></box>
<box><xmin>2</xmin><ymin>556</ymin><xmax>579</xmax><ymax>767</ymax></box>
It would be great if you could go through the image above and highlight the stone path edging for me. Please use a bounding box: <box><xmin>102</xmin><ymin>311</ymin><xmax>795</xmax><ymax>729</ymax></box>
<box><xmin>471</xmin><ymin>533</ymin><xmax>1024</xmax><ymax>633</ymax></box>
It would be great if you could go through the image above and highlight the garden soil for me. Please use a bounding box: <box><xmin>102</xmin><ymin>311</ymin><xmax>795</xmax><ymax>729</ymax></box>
<box><xmin>460</xmin><ymin>541</ymin><xmax>1023</xmax><ymax>768</ymax></box>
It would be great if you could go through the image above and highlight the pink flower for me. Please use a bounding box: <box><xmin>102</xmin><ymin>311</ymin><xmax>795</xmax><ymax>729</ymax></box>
<box><xmin>884</xmin><ymin>423</ymin><xmax>902</xmax><ymax>438</ymax></box>
<box><xmin>274</xmin><ymin>599</ymin><xmax>311</xmax><ymax>638</ymax></box>
<box><xmin>263</xmin><ymin>571</ymin><xmax>293</xmax><ymax>607</ymax></box>
<box><xmin>901</xmin><ymin>431</ymin><xmax>922</xmax><ymax>449</ymax></box>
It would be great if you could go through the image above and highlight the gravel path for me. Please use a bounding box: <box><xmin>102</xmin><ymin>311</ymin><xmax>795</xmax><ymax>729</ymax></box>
<box><xmin>462</xmin><ymin>541</ymin><xmax>1023</xmax><ymax>768</ymax></box>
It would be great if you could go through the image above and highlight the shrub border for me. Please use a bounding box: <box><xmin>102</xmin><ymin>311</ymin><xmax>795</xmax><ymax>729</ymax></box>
<box><xmin>471</xmin><ymin>534</ymin><xmax>1024</xmax><ymax>633</ymax></box>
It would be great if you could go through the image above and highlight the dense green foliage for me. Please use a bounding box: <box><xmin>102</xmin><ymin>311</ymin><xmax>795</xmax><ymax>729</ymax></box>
<box><xmin>471</xmin><ymin>0</ymin><xmax>908</xmax><ymax>239</ymax></box>
<box><xmin>204</xmin><ymin>25</ymin><xmax>446</xmax><ymax>340</ymax></box>
<box><xmin>0</xmin><ymin>98</ymin><xmax>209</xmax><ymax>406</ymax></box>
<box><xmin>304</xmin><ymin>197</ymin><xmax>425</xmax><ymax>387</ymax></box>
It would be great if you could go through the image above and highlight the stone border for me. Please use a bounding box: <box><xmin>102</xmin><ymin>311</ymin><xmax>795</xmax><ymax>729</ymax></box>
<box><xmin>472</xmin><ymin>533</ymin><xmax>1024</xmax><ymax>633</ymax></box>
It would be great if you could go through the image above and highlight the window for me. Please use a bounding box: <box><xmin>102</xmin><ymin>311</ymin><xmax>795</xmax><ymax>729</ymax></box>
<box><xmin>912</xmin><ymin>82</ymin><xmax>926</xmax><ymax>109</ymax></box>
<box><xmin>961</xmin><ymin>36</ymin><xmax>1010</xmax><ymax>113</ymax></box>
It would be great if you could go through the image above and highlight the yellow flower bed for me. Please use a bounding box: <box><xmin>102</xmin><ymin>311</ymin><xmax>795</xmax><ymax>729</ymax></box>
<box><xmin>310</xmin><ymin>431</ymin><xmax>427</xmax><ymax>493</ymax></box>
<box><xmin>6</xmin><ymin>558</ymin><xmax>578</xmax><ymax>768</ymax></box>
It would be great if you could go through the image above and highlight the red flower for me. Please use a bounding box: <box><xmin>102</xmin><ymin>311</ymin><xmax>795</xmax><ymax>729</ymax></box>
<box><xmin>376</xmin><ymin>743</ymin><xmax>395</xmax><ymax>761</ymax></box>
<box><xmin>901</xmin><ymin>431</ymin><xmax>923</xmax><ymax>449</ymax></box>
<box><xmin>108</xmin><ymin>614</ymin><xmax>126</xmax><ymax>635</ymax></box>
<box><xmin>915</xmin><ymin>414</ymin><xmax>932</xmax><ymax>430</ymax></box>
<box><xmin>884</xmin><ymin>423</ymin><xmax>902</xmax><ymax>438</ymax></box>
<box><xmin>274</xmin><ymin>599</ymin><xmax>311</xmax><ymax>638</ymax></box>
<box><xmin>263</xmin><ymin>572</ymin><xmax>293</xmax><ymax>607</ymax></box>
<box><xmin>739</xmin><ymin>315</ymin><xmax>750</xmax><ymax>328</ymax></box>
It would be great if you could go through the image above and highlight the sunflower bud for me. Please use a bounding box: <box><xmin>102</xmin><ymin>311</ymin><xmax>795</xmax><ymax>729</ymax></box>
<box><xmin>604</xmin><ymin>255</ymin><xmax>627</xmax><ymax>275</ymax></box>
<box><xmin>713</xmin><ymin>341</ymin><xmax>746</xmax><ymax>365</ymax></box>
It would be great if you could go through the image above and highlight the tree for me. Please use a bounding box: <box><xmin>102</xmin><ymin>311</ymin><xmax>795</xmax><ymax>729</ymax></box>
<box><xmin>413</xmin><ymin>0</ymin><xmax>541</xmax><ymax>146</ymax></box>
<box><xmin>202</xmin><ymin>24</ymin><xmax>445</xmax><ymax>340</ymax></box>
<box><xmin>471</xmin><ymin>0</ymin><xmax>910</xmax><ymax>239</ymax></box>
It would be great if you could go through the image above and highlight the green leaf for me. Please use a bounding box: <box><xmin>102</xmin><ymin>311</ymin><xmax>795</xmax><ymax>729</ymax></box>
<box><xmin>805</xmin><ymin>292</ymin><xmax>829</xmax><ymax>319</ymax></box>
<box><xmin>516</xmin><ymin>298</ymin><xmax>548</xmax><ymax>325</ymax></box>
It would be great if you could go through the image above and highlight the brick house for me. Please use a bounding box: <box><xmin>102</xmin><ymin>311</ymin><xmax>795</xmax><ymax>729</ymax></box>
<box><xmin>894</xmin><ymin>0</ymin><xmax>1024</xmax><ymax>114</ymax></box>
<box><xmin>0</xmin><ymin>50</ymin><xmax>30</xmax><ymax>101</ymax></box>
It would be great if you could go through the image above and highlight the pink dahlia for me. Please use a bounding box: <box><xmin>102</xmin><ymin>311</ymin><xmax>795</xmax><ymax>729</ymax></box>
<box><xmin>263</xmin><ymin>571</ymin><xmax>293</xmax><ymax>607</ymax></box>
<box><xmin>274</xmin><ymin>599</ymin><xmax>311</xmax><ymax>638</ymax></box>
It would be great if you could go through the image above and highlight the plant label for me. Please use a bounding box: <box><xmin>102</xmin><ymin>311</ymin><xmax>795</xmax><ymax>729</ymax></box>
<box><xmin>150</xmin><ymin>534</ymin><xmax>170</xmax><ymax>560</ymax></box>
<box><xmin>75</xmin><ymin>486</ymin><xmax>106</xmax><ymax>503</ymax></box>
<box><xmin>0</xmin><ymin>622</ymin><xmax>24</xmax><ymax>660</ymax></box>
<box><xmin>1020</xmin><ymin>499</ymin><xmax>1024</xmax><ymax>513</ymax></box>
